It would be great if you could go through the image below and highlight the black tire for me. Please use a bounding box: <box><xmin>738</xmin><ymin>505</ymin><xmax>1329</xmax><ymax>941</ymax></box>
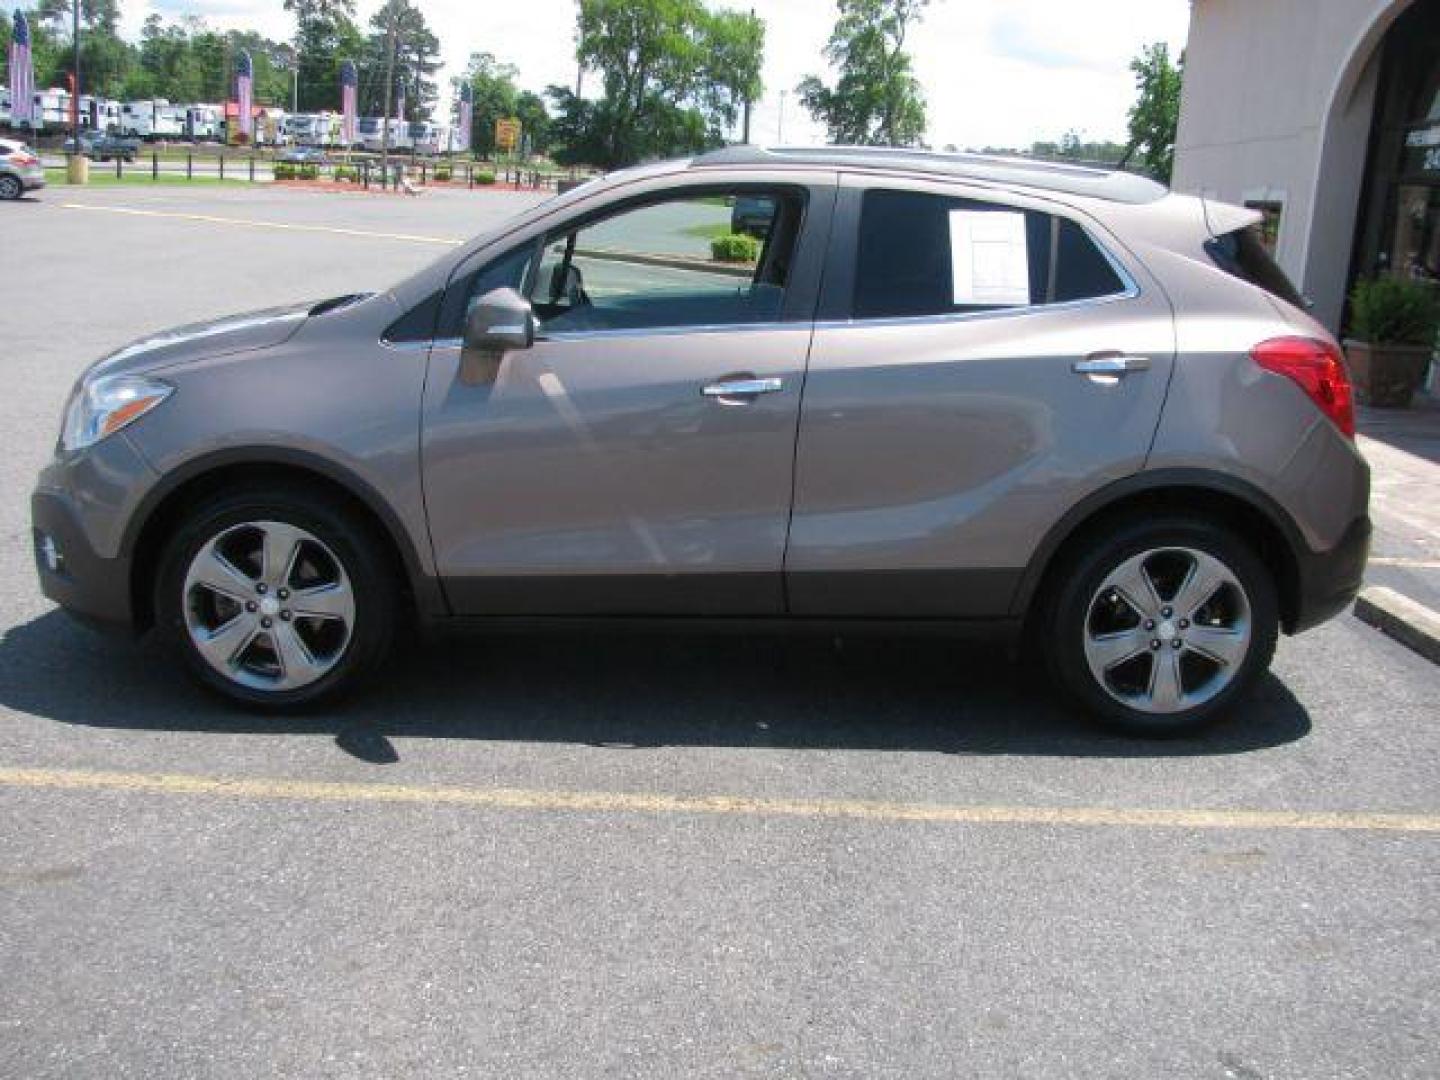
<box><xmin>0</xmin><ymin>174</ymin><xmax>22</xmax><ymax>201</ymax></box>
<box><xmin>1044</xmin><ymin>516</ymin><xmax>1279</xmax><ymax>737</ymax></box>
<box><xmin>154</xmin><ymin>486</ymin><xmax>397</xmax><ymax>709</ymax></box>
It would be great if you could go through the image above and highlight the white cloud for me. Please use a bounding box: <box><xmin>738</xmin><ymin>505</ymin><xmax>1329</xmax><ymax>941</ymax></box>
<box><xmin>122</xmin><ymin>0</ymin><xmax>1191</xmax><ymax>149</ymax></box>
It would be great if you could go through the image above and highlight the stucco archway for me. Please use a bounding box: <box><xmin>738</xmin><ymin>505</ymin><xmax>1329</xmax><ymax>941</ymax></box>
<box><xmin>1302</xmin><ymin>0</ymin><xmax>1418</xmax><ymax>330</ymax></box>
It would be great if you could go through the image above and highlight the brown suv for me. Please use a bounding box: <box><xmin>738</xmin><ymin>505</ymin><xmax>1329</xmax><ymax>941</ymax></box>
<box><xmin>32</xmin><ymin>148</ymin><xmax>1369</xmax><ymax>734</ymax></box>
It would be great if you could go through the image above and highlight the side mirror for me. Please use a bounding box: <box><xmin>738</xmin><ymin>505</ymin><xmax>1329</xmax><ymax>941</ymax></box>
<box><xmin>463</xmin><ymin>287</ymin><xmax>535</xmax><ymax>353</ymax></box>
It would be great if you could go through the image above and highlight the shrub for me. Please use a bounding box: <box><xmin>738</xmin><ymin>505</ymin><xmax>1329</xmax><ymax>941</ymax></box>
<box><xmin>1349</xmin><ymin>276</ymin><xmax>1440</xmax><ymax>345</ymax></box>
<box><xmin>274</xmin><ymin>162</ymin><xmax>294</xmax><ymax>180</ymax></box>
<box><xmin>476</xmin><ymin>170</ymin><xmax>497</xmax><ymax>185</ymax></box>
<box><xmin>299</xmin><ymin>163</ymin><xmax>319</xmax><ymax>181</ymax></box>
<box><xmin>333</xmin><ymin>165</ymin><xmax>359</xmax><ymax>183</ymax></box>
<box><xmin>710</xmin><ymin>232</ymin><xmax>760</xmax><ymax>264</ymax></box>
<box><xmin>434</xmin><ymin>166</ymin><xmax>452</xmax><ymax>182</ymax></box>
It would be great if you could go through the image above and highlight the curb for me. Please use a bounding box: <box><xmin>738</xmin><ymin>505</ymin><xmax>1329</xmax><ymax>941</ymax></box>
<box><xmin>1353</xmin><ymin>586</ymin><xmax>1440</xmax><ymax>665</ymax></box>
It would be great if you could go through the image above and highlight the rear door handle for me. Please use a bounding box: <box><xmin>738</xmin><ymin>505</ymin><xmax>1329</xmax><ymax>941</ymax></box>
<box><xmin>702</xmin><ymin>377</ymin><xmax>784</xmax><ymax>399</ymax></box>
<box><xmin>1073</xmin><ymin>352</ymin><xmax>1151</xmax><ymax>377</ymax></box>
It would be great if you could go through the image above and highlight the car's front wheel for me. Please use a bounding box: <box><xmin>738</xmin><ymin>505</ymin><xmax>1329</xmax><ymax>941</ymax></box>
<box><xmin>1046</xmin><ymin>517</ymin><xmax>1279</xmax><ymax>736</ymax></box>
<box><xmin>155</xmin><ymin>488</ymin><xmax>396</xmax><ymax>708</ymax></box>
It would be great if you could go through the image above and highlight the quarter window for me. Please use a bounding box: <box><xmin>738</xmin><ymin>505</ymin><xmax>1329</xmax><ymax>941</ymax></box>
<box><xmin>853</xmin><ymin>190</ymin><xmax>1128</xmax><ymax>320</ymax></box>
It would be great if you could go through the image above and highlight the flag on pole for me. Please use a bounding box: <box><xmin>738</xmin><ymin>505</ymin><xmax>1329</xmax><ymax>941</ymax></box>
<box><xmin>235</xmin><ymin>50</ymin><xmax>253</xmax><ymax>140</ymax></box>
<box><xmin>8</xmin><ymin>10</ymin><xmax>35</xmax><ymax>127</ymax></box>
<box><xmin>340</xmin><ymin>60</ymin><xmax>357</xmax><ymax>147</ymax></box>
<box><xmin>457</xmin><ymin>83</ymin><xmax>473</xmax><ymax>153</ymax></box>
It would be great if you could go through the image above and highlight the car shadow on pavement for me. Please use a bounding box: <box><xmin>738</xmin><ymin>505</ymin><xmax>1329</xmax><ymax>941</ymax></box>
<box><xmin>0</xmin><ymin>610</ymin><xmax>1312</xmax><ymax>762</ymax></box>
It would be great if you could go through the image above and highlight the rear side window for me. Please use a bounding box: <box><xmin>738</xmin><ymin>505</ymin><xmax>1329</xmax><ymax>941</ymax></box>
<box><xmin>1205</xmin><ymin>225</ymin><xmax>1306</xmax><ymax>310</ymax></box>
<box><xmin>853</xmin><ymin>190</ymin><xmax>1128</xmax><ymax>320</ymax></box>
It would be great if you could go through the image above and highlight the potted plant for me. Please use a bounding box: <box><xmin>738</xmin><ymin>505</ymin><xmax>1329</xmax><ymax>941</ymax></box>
<box><xmin>1344</xmin><ymin>276</ymin><xmax>1439</xmax><ymax>407</ymax></box>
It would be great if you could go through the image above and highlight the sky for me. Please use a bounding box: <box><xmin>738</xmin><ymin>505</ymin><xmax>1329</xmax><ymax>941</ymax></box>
<box><xmin>131</xmin><ymin>0</ymin><xmax>1192</xmax><ymax>150</ymax></box>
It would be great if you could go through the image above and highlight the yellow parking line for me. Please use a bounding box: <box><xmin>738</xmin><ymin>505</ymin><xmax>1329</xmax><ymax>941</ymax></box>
<box><xmin>59</xmin><ymin>202</ymin><xmax>463</xmax><ymax>246</ymax></box>
<box><xmin>0</xmin><ymin>766</ymin><xmax>1435</xmax><ymax>833</ymax></box>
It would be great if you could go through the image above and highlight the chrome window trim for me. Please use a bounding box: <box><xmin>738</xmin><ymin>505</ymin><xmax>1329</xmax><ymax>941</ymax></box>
<box><xmin>426</xmin><ymin>320</ymin><xmax>803</xmax><ymax>351</ymax></box>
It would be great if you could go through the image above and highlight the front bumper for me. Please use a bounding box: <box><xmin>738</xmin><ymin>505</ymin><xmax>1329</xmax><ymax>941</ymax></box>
<box><xmin>32</xmin><ymin>487</ymin><xmax>135</xmax><ymax>631</ymax></box>
<box><xmin>1290</xmin><ymin>515</ymin><xmax>1371</xmax><ymax>634</ymax></box>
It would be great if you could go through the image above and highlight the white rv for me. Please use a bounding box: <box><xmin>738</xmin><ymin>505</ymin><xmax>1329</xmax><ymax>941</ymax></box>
<box><xmin>359</xmin><ymin>116</ymin><xmax>410</xmax><ymax>152</ymax></box>
<box><xmin>184</xmin><ymin>104</ymin><xmax>222</xmax><ymax>142</ymax></box>
<box><xmin>121</xmin><ymin>100</ymin><xmax>184</xmax><ymax>140</ymax></box>
<box><xmin>408</xmin><ymin>121</ymin><xmax>446</xmax><ymax>155</ymax></box>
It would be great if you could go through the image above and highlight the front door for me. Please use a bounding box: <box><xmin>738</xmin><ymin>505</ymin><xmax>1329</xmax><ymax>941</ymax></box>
<box><xmin>423</xmin><ymin>182</ymin><xmax>831</xmax><ymax>615</ymax></box>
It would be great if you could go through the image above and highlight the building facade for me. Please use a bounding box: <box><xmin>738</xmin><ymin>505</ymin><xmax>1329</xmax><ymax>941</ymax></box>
<box><xmin>1173</xmin><ymin>0</ymin><xmax>1439</xmax><ymax>336</ymax></box>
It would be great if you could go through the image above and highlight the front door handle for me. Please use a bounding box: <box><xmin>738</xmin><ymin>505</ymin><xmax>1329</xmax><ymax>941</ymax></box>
<box><xmin>701</xmin><ymin>376</ymin><xmax>784</xmax><ymax>399</ymax></box>
<box><xmin>1073</xmin><ymin>352</ymin><xmax>1151</xmax><ymax>378</ymax></box>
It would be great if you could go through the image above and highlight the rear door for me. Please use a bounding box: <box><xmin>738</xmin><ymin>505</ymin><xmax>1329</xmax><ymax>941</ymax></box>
<box><xmin>786</xmin><ymin>174</ymin><xmax>1176</xmax><ymax>616</ymax></box>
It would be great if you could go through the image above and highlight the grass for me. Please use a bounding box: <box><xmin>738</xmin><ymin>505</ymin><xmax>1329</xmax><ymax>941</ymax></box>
<box><xmin>43</xmin><ymin>166</ymin><xmax>251</xmax><ymax>186</ymax></box>
<box><xmin>681</xmin><ymin>220</ymin><xmax>732</xmax><ymax>241</ymax></box>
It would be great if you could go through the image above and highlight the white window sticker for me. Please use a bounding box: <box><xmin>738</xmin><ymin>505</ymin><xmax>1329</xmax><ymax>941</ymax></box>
<box><xmin>949</xmin><ymin>210</ymin><xmax>1031</xmax><ymax>306</ymax></box>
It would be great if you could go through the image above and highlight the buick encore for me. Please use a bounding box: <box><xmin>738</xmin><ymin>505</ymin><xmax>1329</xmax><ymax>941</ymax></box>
<box><xmin>32</xmin><ymin>147</ymin><xmax>1370</xmax><ymax>735</ymax></box>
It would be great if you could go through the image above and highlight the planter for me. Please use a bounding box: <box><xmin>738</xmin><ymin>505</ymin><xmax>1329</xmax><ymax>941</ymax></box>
<box><xmin>1343</xmin><ymin>339</ymin><xmax>1433</xmax><ymax>408</ymax></box>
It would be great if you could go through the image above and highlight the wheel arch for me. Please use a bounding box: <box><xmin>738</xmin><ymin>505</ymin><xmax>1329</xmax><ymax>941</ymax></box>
<box><xmin>124</xmin><ymin>447</ymin><xmax>444</xmax><ymax>631</ymax></box>
<box><xmin>1015</xmin><ymin>469</ymin><xmax>1307</xmax><ymax>634</ymax></box>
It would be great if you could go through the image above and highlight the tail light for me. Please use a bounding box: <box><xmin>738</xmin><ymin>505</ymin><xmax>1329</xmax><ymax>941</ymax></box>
<box><xmin>1250</xmin><ymin>336</ymin><xmax>1355</xmax><ymax>438</ymax></box>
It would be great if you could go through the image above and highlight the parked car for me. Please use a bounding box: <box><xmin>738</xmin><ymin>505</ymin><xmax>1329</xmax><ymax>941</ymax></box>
<box><xmin>730</xmin><ymin>193</ymin><xmax>775</xmax><ymax>237</ymax></box>
<box><xmin>277</xmin><ymin>146</ymin><xmax>329</xmax><ymax>165</ymax></box>
<box><xmin>0</xmin><ymin>137</ymin><xmax>45</xmax><ymax>198</ymax></box>
<box><xmin>62</xmin><ymin>131</ymin><xmax>140</xmax><ymax>162</ymax></box>
<box><xmin>31</xmin><ymin>147</ymin><xmax>1370</xmax><ymax>734</ymax></box>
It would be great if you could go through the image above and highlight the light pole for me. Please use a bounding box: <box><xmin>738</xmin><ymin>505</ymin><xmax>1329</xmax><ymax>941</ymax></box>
<box><xmin>380</xmin><ymin>8</ymin><xmax>397</xmax><ymax>187</ymax></box>
<box><xmin>69</xmin><ymin>0</ymin><xmax>80</xmax><ymax>142</ymax></box>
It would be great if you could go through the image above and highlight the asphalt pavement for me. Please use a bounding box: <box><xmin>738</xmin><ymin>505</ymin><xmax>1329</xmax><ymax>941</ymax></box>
<box><xmin>0</xmin><ymin>184</ymin><xmax>1435</xmax><ymax>1080</ymax></box>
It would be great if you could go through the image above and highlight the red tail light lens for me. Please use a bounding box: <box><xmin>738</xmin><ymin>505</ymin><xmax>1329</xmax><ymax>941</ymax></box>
<box><xmin>1250</xmin><ymin>336</ymin><xmax>1355</xmax><ymax>438</ymax></box>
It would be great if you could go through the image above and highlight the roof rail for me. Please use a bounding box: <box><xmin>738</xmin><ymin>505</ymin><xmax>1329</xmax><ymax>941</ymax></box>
<box><xmin>690</xmin><ymin>145</ymin><xmax>1168</xmax><ymax>204</ymax></box>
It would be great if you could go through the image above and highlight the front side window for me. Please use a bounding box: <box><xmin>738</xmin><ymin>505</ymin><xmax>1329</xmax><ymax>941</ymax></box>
<box><xmin>526</xmin><ymin>189</ymin><xmax>804</xmax><ymax>334</ymax></box>
<box><xmin>853</xmin><ymin>189</ymin><xmax>1129</xmax><ymax>320</ymax></box>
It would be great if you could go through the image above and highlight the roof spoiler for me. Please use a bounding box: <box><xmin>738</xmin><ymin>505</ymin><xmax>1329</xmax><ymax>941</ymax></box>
<box><xmin>1200</xmin><ymin>193</ymin><xmax>1263</xmax><ymax>239</ymax></box>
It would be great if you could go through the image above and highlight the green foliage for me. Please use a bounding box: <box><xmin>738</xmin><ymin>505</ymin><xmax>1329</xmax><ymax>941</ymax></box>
<box><xmin>332</xmin><ymin>164</ymin><xmax>359</xmax><ymax>182</ymax></box>
<box><xmin>433</xmin><ymin>165</ymin><xmax>451</xmax><ymax>181</ymax></box>
<box><xmin>548</xmin><ymin>0</ymin><xmax>765</xmax><ymax>169</ymax></box>
<box><xmin>284</xmin><ymin>0</ymin><xmax>364</xmax><ymax>113</ymax></box>
<box><xmin>476</xmin><ymin>170</ymin><xmax>496</xmax><ymax>185</ymax></box>
<box><xmin>274</xmin><ymin>161</ymin><xmax>319</xmax><ymax>180</ymax></box>
<box><xmin>453</xmin><ymin>52</ymin><xmax>550</xmax><ymax>158</ymax></box>
<box><xmin>1125</xmin><ymin>42</ymin><xmax>1183</xmax><ymax>184</ymax></box>
<box><xmin>798</xmin><ymin>0</ymin><xmax>928</xmax><ymax>148</ymax></box>
<box><xmin>710</xmin><ymin>232</ymin><xmax>760</xmax><ymax>264</ymax></box>
<box><xmin>1348</xmin><ymin>277</ymin><xmax>1440</xmax><ymax>346</ymax></box>
<box><xmin>359</xmin><ymin>0</ymin><xmax>441</xmax><ymax>120</ymax></box>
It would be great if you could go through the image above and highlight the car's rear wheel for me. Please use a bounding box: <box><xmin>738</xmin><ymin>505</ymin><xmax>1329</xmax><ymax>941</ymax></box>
<box><xmin>0</xmin><ymin>175</ymin><xmax>22</xmax><ymax>200</ymax></box>
<box><xmin>1045</xmin><ymin>517</ymin><xmax>1279</xmax><ymax>736</ymax></box>
<box><xmin>155</xmin><ymin>488</ymin><xmax>396</xmax><ymax>708</ymax></box>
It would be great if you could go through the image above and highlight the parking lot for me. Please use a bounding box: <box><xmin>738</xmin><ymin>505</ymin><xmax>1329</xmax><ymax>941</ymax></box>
<box><xmin>1</xmin><ymin>184</ymin><xmax>1437</xmax><ymax>1079</ymax></box>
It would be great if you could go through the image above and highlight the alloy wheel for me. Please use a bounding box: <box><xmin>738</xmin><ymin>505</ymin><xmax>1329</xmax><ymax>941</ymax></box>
<box><xmin>1082</xmin><ymin>546</ymin><xmax>1252</xmax><ymax>715</ymax></box>
<box><xmin>182</xmin><ymin>520</ymin><xmax>355</xmax><ymax>693</ymax></box>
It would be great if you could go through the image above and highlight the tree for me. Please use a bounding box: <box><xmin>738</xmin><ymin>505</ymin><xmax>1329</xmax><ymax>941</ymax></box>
<box><xmin>798</xmin><ymin>0</ymin><xmax>928</xmax><ymax>147</ymax></box>
<box><xmin>1125</xmin><ymin>42</ymin><xmax>1182</xmax><ymax>183</ymax></box>
<box><xmin>361</xmin><ymin>0</ymin><xmax>439</xmax><ymax>120</ymax></box>
<box><xmin>559</xmin><ymin>0</ymin><xmax>765</xmax><ymax>168</ymax></box>
<box><xmin>284</xmin><ymin>0</ymin><xmax>360</xmax><ymax>112</ymax></box>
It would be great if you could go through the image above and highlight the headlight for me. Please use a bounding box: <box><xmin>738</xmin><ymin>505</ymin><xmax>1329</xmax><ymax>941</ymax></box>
<box><xmin>60</xmin><ymin>373</ymin><xmax>173</xmax><ymax>455</ymax></box>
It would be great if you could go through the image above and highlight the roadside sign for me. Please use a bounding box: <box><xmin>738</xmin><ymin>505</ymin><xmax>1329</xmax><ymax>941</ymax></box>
<box><xmin>495</xmin><ymin>118</ymin><xmax>521</xmax><ymax>153</ymax></box>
